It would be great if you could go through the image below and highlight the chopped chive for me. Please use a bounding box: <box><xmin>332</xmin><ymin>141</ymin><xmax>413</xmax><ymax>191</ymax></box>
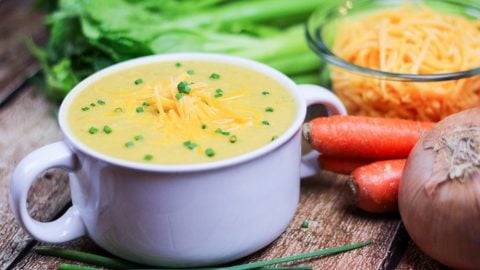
<box><xmin>205</xmin><ymin>148</ymin><xmax>215</xmax><ymax>157</ymax></box>
<box><xmin>134</xmin><ymin>78</ymin><xmax>143</xmax><ymax>85</ymax></box>
<box><xmin>214</xmin><ymin>88</ymin><xmax>224</xmax><ymax>98</ymax></box>
<box><xmin>136</xmin><ymin>107</ymin><xmax>144</xmax><ymax>113</ymax></box>
<box><xmin>113</xmin><ymin>107</ymin><xmax>123</xmax><ymax>113</ymax></box>
<box><xmin>201</xmin><ymin>124</ymin><xmax>207</xmax><ymax>129</ymax></box>
<box><xmin>262</xmin><ymin>120</ymin><xmax>270</xmax><ymax>126</ymax></box>
<box><xmin>215</xmin><ymin>128</ymin><xmax>230</xmax><ymax>136</ymax></box>
<box><xmin>265</xmin><ymin>107</ymin><xmax>274</xmax><ymax>112</ymax></box>
<box><xmin>175</xmin><ymin>93</ymin><xmax>183</xmax><ymax>100</ymax></box>
<box><xmin>209</xmin><ymin>73</ymin><xmax>220</xmax><ymax>79</ymax></box>
<box><xmin>125</xmin><ymin>141</ymin><xmax>134</xmax><ymax>148</ymax></box>
<box><xmin>144</xmin><ymin>154</ymin><xmax>153</xmax><ymax>161</ymax></box>
<box><xmin>134</xmin><ymin>135</ymin><xmax>144</xmax><ymax>141</ymax></box>
<box><xmin>177</xmin><ymin>81</ymin><xmax>191</xmax><ymax>94</ymax></box>
<box><xmin>88</xmin><ymin>127</ymin><xmax>99</xmax><ymax>134</ymax></box>
<box><xmin>90</xmin><ymin>103</ymin><xmax>96</xmax><ymax>107</ymax></box>
<box><xmin>97</xmin><ymin>100</ymin><xmax>105</xmax><ymax>105</ymax></box>
<box><xmin>187</xmin><ymin>69</ymin><xmax>195</xmax><ymax>75</ymax></box>
<box><xmin>103</xmin><ymin>125</ymin><xmax>112</xmax><ymax>134</ymax></box>
<box><xmin>175</xmin><ymin>62</ymin><xmax>182</xmax><ymax>67</ymax></box>
<box><xmin>183</xmin><ymin>140</ymin><xmax>197</xmax><ymax>150</ymax></box>
<box><xmin>81</xmin><ymin>107</ymin><xmax>90</xmax><ymax>111</ymax></box>
<box><xmin>301</xmin><ymin>220</ymin><xmax>309</xmax><ymax>228</ymax></box>
<box><xmin>262</xmin><ymin>91</ymin><xmax>270</xmax><ymax>96</ymax></box>
<box><xmin>142</xmin><ymin>102</ymin><xmax>149</xmax><ymax>107</ymax></box>
<box><xmin>271</xmin><ymin>135</ymin><xmax>279</xmax><ymax>141</ymax></box>
<box><xmin>229</xmin><ymin>135</ymin><xmax>238</xmax><ymax>143</ymax></box>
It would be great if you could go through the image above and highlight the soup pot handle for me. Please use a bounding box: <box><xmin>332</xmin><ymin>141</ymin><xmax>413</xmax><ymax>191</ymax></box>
<box><xmin>10</xmin><ymin>141</ymin><xmax>86</xmax><ymax>243</ymax></box>
<box><xmin>298</xmin><ymin>84</ymin><xmax>347</xmax><ymax>178</ymax></box>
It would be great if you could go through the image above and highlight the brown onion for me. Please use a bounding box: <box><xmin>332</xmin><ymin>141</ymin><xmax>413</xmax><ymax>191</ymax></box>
<box><xmin>399</xmin><ymin>107</ymin><xmax>480</xmax><ymax>270</ymax></box>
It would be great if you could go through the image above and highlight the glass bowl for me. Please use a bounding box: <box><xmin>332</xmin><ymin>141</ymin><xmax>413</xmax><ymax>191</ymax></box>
<box><xmin>306</xmin><ymin>0</ymin><xmax>480</xmax><ymax>121</ymax></box>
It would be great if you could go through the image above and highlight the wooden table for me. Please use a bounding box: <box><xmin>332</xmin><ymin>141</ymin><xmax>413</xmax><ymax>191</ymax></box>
<box><xmin>0</xmin><ymin>1</ymin><xmax>447</xmax><ymax>269</ymax></box>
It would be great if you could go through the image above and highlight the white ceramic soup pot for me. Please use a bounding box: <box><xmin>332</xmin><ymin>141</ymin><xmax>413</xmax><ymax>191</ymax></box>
<box><xmin>10</xmin><ymin>53</ymin><xmax>346</xmax><ymax>267</ymax></box>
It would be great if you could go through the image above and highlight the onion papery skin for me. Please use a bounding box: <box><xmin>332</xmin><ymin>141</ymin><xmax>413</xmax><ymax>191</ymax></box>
<box><xmin>399</xmin><ymin>107</ymin><xmax>480</xmax><ymax>270</ymax></box>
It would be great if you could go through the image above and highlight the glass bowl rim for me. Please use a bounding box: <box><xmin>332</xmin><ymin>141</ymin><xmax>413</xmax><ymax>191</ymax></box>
<box><xmin>306</xmin><ymin>0</ymin><xmax>480</xmax><ymax>82</ymax></box>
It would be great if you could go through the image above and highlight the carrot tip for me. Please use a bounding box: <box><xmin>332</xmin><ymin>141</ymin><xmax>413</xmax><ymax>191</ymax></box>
<box><xmin>302</xmin><ymin>123</ymin><xmax>311</xmax><ymax>143</ymax></box>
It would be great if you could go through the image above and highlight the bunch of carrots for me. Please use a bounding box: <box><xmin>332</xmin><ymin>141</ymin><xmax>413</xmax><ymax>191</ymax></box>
<box><xmin>303</xmin><ymin>115</ymin><xmax>434</xmax><ymax>213</ymax></box>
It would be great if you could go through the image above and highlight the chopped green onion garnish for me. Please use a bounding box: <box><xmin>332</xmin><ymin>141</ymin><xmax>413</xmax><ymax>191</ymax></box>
<box><xmin>136</xmin><ymin>107</ymin><xmax>144</xmax><ymax>113</ymax></box>
<box><xmin>262</xmin><ymin>120</ymin><xmax>270</xmax><ymax>126</ymax></box>
<box><xmin>81</xmin><ymin>107</ymin><xmax>90</xmax><ymax>111</ymax></box>
<box><xmin>177</xmin><ymin>81</ymin><xmax>191</xmax><ymax>94</ymax></box>
<box><xmin>114</xmin><ymin>107</ymin><xmax>123</xmax><ymax>113</ymax></box>
<box><xmin>90</xmin><ymin>103</ymin><xmax>96</xmax><ymax>107</ymax></box>
<box><xmin>187</xmin><ymin>69</ymin><xmax>195</xmax><ymax>75</ymax></box>
<box><xmin>142</xmin><ymin>102</ymin><xmax>149</xmax><ymax>107</ymax></box>
<box><xmin>215</xmin><ymin>128</ymin><xmax>230</xmax><ymax>136</ymax></box>
<box><xmin>175</xmin><ymin>62</ymin><xmax>182</xmax><ymax>67</ymax></box>
<box><xmin>88</xmin><ymin>127</ymin><xmax>99</xmax><ymax>134</ymax></box>
<box><xmin>265</xmin><ymin>107</ymin><xmax>274</xmax><ymax>112</ymax></box>
<box><xmin>229</xmin><ymin>135</ymin><xmax>237</xmax><ymax>143</ymax></box>
<box><xmin>97</xmin><ymin>100</ymin><xmax>105</xmax><ymax>105</ymax></box>
<box><xmin>262</xmin><ymin>91</ymin><xmax>270</xmax><ymax>96</ymax></box>
<box><xmin>183</xmin><ymin>140</ymin><xmax>197</xmax><ymax>150</ymax></box>
<box><xmin>103</xmin><ymin>125</ymin><xmax>112</xmax><ymax>134</ymax></box>
<box><xmin>144</xmin><ymin>154</ymin><xmax>153</xmax><ymax>161</ymax></box>
<box><xmin>205</xmin><ymin>148</ymin><xmax>215</xmax><ymax>157</ymax></box>
<box><xmin>201</xmin><ymin>124</ymin><xmax>207</xmax><ymax>129</ymax></box>
<box><xmin>134</xmin><ymin>135</ymin><xmax>144</xmax><ymax>141</ymax></box>
<box><xmin>301</xmin><ymin>220</ymin><xmax>309</xmax><ymax>228</ymax></box>
<box><xmin>271</xmin><ymin>135</ymin><xmax>279</xmax><ymax>141</ymax></box>
<box><xmin>214</xmin><ymin>88</ymin><xmax>224</xmax><ymax>98</ymax></box>
<box><xmin>134</xmin><ymin>78</ymin><xmax>143</xmax><ymax>85</ymax></box>
<box><xmin>175</xmin><ymin>93</ymin><xmax>183</xmax><ymax>100</ymax></box>
<box><xmin>125</xmin><ymin>141</ymin><xmax>134</xmax><ymax>148</ymax></box>
<box><xmin>209</xmin><ymin>73</ymin><xmax>220</xmax><ymax>79</ymax></box>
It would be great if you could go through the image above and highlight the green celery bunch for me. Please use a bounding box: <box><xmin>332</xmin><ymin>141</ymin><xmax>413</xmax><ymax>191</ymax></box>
<box><xmin>32</xmin><ymin>0</ymin><xmax>336</xmax><ymax>101</ymax></box>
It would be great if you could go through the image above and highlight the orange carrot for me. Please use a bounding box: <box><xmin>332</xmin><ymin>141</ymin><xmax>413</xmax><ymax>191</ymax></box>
<box><xmin>303</xmin><ymin>115</ymin><xmax>434</xmax><ymax>159</ymax></box>
<box><xmin>350</xmin><ymin>159</ymin><xmax>406</xmax><ymax>213</ymax></box>
<box><xmin>318</xmin><ymin>155</ymin><xmax>375</xmax><ymax>175</ymax></box>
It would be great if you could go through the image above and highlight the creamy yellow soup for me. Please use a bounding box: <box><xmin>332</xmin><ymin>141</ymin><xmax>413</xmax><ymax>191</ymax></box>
<box><xmin>67</xmin><ymin>60</ymin><xmax>297</xmax><ymax>164</ymax></box>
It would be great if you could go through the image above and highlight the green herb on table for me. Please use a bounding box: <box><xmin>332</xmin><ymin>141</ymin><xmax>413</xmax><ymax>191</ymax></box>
<box><xmin>175</xmin><ymin>93</ymin><xmax>183</xmax><ymax>100</ymax></box>
<box><xmin>201</xmin><ymin>124</ymin><xmax>207</xmax><ymax>130</ymax></box>
<box><xmin>271</xmin><ymin>135</ymin><xmax>278</xmax><ymax>141</ymax></box>
<box><xmin>265</xmin><ymin>107</ymin><xmax>274</xmax><ymax>112</ymax></box>
<box><xmin>262</xmin><ymin>91</ymin><xmax>270</xmax><ymax>96</ymax></box>
<box><xmin>262</xmin><ymin>120</ymin><xmax>270</xmax><ymax>126</ymax></box>
<box><xmin>209</xmin><ymin>73</ymin><xmax>220</xmax><ymax>79</ymax></box>
<box><xmin>214</xmin><ymin>88</ymin><xmax>224</xmax><ymax>98</ymax></box>
<box><xmin>144</xmin><ymin>154</ymin><xmax>153</xmax><ymax>161</ymax></box>
<box><xmin>102</xmin><ymin>125</ymin><xmax>112</xmax><ymax>134</ymax></box>
<box><xmin>205</xmin><ymin>148</ymin><xmax>215</xmax><ymax>157</ymax></box>
<box><xmin>114</xmin><ymin>107</ymin><xmax>124</xmax><ymax>113</ymax></box>
<box><xmin>81</xmin><ymin>107</ymin><xmax>89</xmax><ymax>111</ymax></box>
<box><xmin>36</xmin><ymin>240</ymin><xmax>372</xmax><ymax>270</ymax></box>
<box><xmin>136</xmin><ymin>106</ymin><xmax>144</xmax><ymax>113</ymax></box>
<box><xmin>229</xmin><ymin>135</ymin><xmax>238</xmax><ymax>143</ymax></box>
<box><xmin>177</xmin><ymin>81</ymin><xmax>191</xmax><ymax>94</ymax></box>
<box><xmin>301</xmin><ymin>220</ymin><xmax>309</xmax><ymax>229</ymax></box>
<box><xmin>97</xmin><ymin>100</ymin><xmax>105</xmax><ymax>105</ymax></box>
<box><xmin>142</xmin><ymin>101</ymin><xmax>149</xmax><ymax>107</ymax></box>
<box><xmin>134</xmin><ymin>78</ymin><xmax>143</xmax><ymax>85</ymax></box>
<box><xmin>187</xmin><ymin>69</ymin><xmax>195</xmax><ymax>75</ymax></box>
<box><xmin>90</xmin><ymin>103</ymin><xmax>96</xmax><ymax>107</ymax></box>
<box><xmin>183</xmin><ymin>140</ymin><xmax>198</xmax><ymax>150</ymax></box>
<box><xmin>175</xmin><ymin>62</ymin><xmax>182</xmax><ymax>67</ymax></box>
<box><xmin>134</xmin><ymin>135</ymin><xmax>144</xmax><ymax>141</ymax></box>
<box><xmin>88</xmin><ymin>127</ymin><xmax>98</xmax><ymax>134</ymax></box>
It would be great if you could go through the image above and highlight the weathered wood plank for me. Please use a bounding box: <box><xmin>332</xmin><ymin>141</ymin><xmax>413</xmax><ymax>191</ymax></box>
<box><xmin>0</xmin><ymin>0</ymin><xmax>46</xmax><ymax>104</ymax></box>
<box><xmin>0</xmin><ymin>85</ymin><xmax>70</xmax><ymax>269</ymax></box>
<box><xmin>396</xmin><ymin>242</ymin><xmax>448</xmax><ymax>270</ymax></box>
